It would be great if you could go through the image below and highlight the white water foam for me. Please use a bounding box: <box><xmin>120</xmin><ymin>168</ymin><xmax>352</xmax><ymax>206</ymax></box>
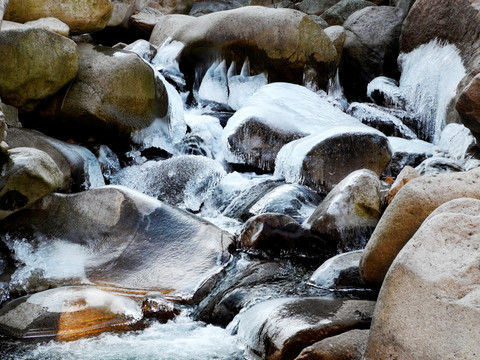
<box><xmin>368</xmin><ymin>39</ymin><xmax>466</xmax><ymax>143</ymax></box>
<box><xmin>16</xmin><ymin>313</ymin><xmax>243</xmax><ymax>360</ymax></box>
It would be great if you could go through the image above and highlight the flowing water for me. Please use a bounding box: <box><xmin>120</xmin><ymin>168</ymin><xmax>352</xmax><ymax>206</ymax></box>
<box><xmin>0</xmin><ymin>38</ymin><xmax>470</xmax><ymax>359</ymax></box>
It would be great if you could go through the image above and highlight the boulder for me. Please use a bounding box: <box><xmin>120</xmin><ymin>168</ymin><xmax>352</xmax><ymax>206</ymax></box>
<box><xmin>0</xmin><ymin>186</ymin><xmax>233</xmax><ymax>303</ymax></box>
<box><xmin>6</xmin><ymin>127</ymin><xmax>105</xmax><ymax>193</ymax></box>
<box><xmin>340</xmin><ymin>6</ymin><xmax>405</xmax><ymax>101</ymax></box>
<box><xmin>304</xmin><ymin>170</ymin><xmax>381</xmax><ymax>252</ymax></box>
<box><xmin>437</xmin><ymin>123</ymin><xmax>477</xmax><ymax>161</ymax></box>
<box><xmin>347</xmin><ymin>102</ymin><xmax>417</xmax><ymax>140</ymax></box>
<box><xmin>222</xmin><ymin>83</ymin><xmax>360</xmax><ymax>173</ymax></box>
<box><xmin>239</xmin><ymin>213</ymin><xmax>336</xmax><ymax>259</ymax></box>
<box><xmin>321</xmin><ymin>0</ymin><xmax>375</xmax><ymax>26</ymax></box>
<box><xmin>359</xmin><ymin>167</ymin><xmax>480</xmax><ymax>286</ymax></box>
<box><xmin>5</xmin><ymin>17</ymin><xmax>71</xmax><ymax>36</ymax></box>
<box><xmin>383</xmin><ymin>136</ymin><xmax>433</xmax><ymax>177</ymax></box>
<box><xmin>111</xmin><ymin>155</ymin><xmax>226</xmax><ymax>212</ymax></box>
<box><xmin>296</xmin><ymin>0</ymin><xmax>339</xmax><ymax>16</ymax></box>
<box><xmin>4</xmin><ymin>0</ymin><xmax>113</xmax><ymax>34</ymax></box>
<box><xmin>0</xmin><ymin>147</ymin><xmax>62</xmax><ymax>220</ymax></box>
<box><xmin>248</xmin><ymin>183</ymin><xmax>322</xmax><ymax>224</ymax></box>
<box><xmin>108</xmin><ymin>0</ymin><xmax>135</xmax><ymax>27</ymax></box>
<box><xmin>274</xmin><ymin>124</ymin><xmax>391</xmax><ymax>194</ymax></box>
<box><xmin>128</xmin><ymin>6</ymin><xmax>164</xmax><ymax>35</ymax></box>
<box><xmin>385</xmin><ymin>165</ymin><xmax>419</xmax><ymax>204</ymax></box>
<box><xmin>415</xmin><ymin>156</ymin><xmax>464</xmax><ymax>176</ymax></box>
<box><xmin>324</xmin><ymin>25</ymin><xmax>346</xmax><ymax>61</ymax></box>
<box><xmin>150</xmin><ymin>7</ymin><xmax>338</xmax><ymax>88</ymax></box>
<box><xmin>0</xmin><ymin>286</ymin><xmax>143</xmax><ymax>340</ymax></box>
<box><xmin>0</xmin><ymin>28</ymin><xmax>78</xmax><ymax>111</ymax></box>
<box><xmin>235</xmin><ymin>297</ymin><xmax>375</xmax><ymax>360</ymax></box>
<box><xmin>40</xmin><ymin>43</ymin><xmax>168</xmax><ymax>144</ymax></box>
<box><xmin>221</xmin><ymin>179</ymin><xmax>284</xmax><ymax>221</ymax></box>
<box><xmin>196</xmin><ymin>258</ymin><xmax>304</xmax><ymax>327</ymax></box>
<box><xmin>364</xmin><ymin>198</ymin><xmax>480</xmax><ymax>360</ymax></box>
<box><xmin>390</xmin><ymin>0</ymin><xmax>416</xmax><ymax>14</ymax></box>
<box><xmin>309</xmin><ymin>250</ymin><xmax>365</xmax><ymax>290</ymax></box>
<box><xmin>295</xmin><ymin>329</ymin><xmax>369</xmax><ymax>360</ymax></box>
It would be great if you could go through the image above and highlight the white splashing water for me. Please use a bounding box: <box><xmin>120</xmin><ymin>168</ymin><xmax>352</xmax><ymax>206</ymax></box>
<box><xmin>13</xmin><ymin>313</ymin><xmax>243</xmax><ymax>360</ymax></box>
<box><xmin>368</xmin><ymin>39</ymin><xmax>466</xmax><ymax>143</ymax></box>
<box><xmin>8</xmin><ymin>238</ymin><xmax>91</xmax><ymax>289</ymax></box>
<box><xmin>131</xmin><ymin>71</ymin><xmax>187</xmax><ymax>154</ymax></box>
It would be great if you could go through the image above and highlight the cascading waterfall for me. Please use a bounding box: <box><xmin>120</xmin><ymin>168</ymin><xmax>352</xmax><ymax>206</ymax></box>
<box><xmin>368</xmin><ymin>39</ymin><xmax>466</xmax><ymax>143</ymax></box>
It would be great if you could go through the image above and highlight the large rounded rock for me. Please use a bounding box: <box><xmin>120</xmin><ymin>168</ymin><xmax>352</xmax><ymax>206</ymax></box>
<box><xmin>304</xmin><ymin>169</ymin><xmax>381</xmax><ymax>252</ymax></box>
<box><xmin>0</xmin><ymin>286</ymin><xmax>143</xmax><ymax>340</ymax></box>
<box><xmin>6</xmin><ymin>128</ymin><xmax>105</xmax><ymax>193</ymax></box>
<box><xmin>222</xmin><ymin>82</ymin><xmax>360</xmax><ymax>173</ymax></box>
<box><xmin>295</xmin><ymin>329</ymin><xmax>369</xmax><ymax>360</ymax></box>
<box><xmin>340</xmin><ymin>6</ymin><xmax>405</xmax><ymax>101</ymax></box>
<box><xmin>235</xmin><ymin>297</ymin><xmax>375</xmax><ymax>360</ymax></box>
<box><xmin>0</xmin><ymin>147</ymin><xmax>62</xmax><ymax>220</ymax></box>
<box><xmin>364</xmin><ymin>198</ymin><xmax>480</xmax><ymax>359</ymax></box>
<box><xmin>239</xmin><ymin>213</ymin><xmax>336</xmax><ymax>259</ymax></box>
<box><xmin>274</xmin><ymin>124</ymin><xmax>391</xmax><ymax>194</ymax></box>
<box><xmin>0</xmin><ymin>28</ymin><xmax>78</xmax><ymax>111</ymax></box>
<box><xmin>296</xmin><ymin>0</ymin><xmax>339</xmax><ymax>16</ymax></box>
<box><xmin>321</xmin><ymin>0</ymin><xmax>375</xmax><ymax>26</ymax></box>
<box><xmin>4</xmin><ymin>0</ymin><xmax>113</xmax><ymax>34</ymax></box>
<box><xmin>360</xmin><ymin>167</ymin><xmax>480</xmax><ymax>287</ymax></box>
<box><xmin>41</xmin><ymin>43</ymin><xmax>168</xmax><ymax>143</ymax></box>
<box><xmin>150</xmin><ymin>7</ymin><xmax>338</xmax><ymax>88</ymax></box>
<box><xmin>0</xmin><ymin>186</ymin><xmax>233</xmax><ymax>303</ymax></box>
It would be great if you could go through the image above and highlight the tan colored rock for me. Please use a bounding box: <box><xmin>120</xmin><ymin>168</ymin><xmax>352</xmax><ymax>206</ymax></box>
<box><xmin>150</xmin><ymin>7</ymin><xmax>338</xmax><ymax>88</ymax></box>
<box><xmin>360</xmin><ymin>167</ymin><xmax>480</xmax><ymax>286</ymax></box>
<box><xmin>4</xmin><ymin>0</ymin><xmax>113</xmax><ymax>34</ymax></box>
<box><xmin>364</xmin><ymin>198</ymin><xmax>480</xmax><ymax>360</ymax></box>
<box><xmin>0</xmin><ymin>147</ymin><xmax>63</xmax><ymax>220</ymax></box>
<box><xmin>24</xmin><ymin>17</ymin><xmax>70</xmax><ymax>35</ymax></box>
<box><xmin>42</xmin><ymin>43</ymin><xmax>167</xmax><ymax>142</ymax></box>
<box><xmin>385</xmin><ymin>165</ymin><xmax>419</xmax><ymax>204</ymax></box>
<box><xmin>295</xmin><ymin>329</ymin><xmax>369</xmax><ymax>360</ymax></box>
<box><xmin>0</xmin><ymin>28</ymin><xmax>78</xmax><ymax>111</ymax></box>
<box><xmin>128</xmin><ymin>6</ymin><xmax>163</xmax><ymax>35</ymax></box>
<box><xmin>108</xmin><ymin>0</ymin><xmax>135</xmax><ymax>27</ymax></box>
<box><xmin>324</xmin><ymin>25</ymin><xmax>346</xmax><ymax>61</ymax></box>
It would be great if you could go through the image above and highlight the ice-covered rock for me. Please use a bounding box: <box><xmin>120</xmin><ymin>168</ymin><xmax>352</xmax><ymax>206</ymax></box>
<box><xmin>309</xmin><ymin>250</ymin><xmax>365</xmax><ymax>291</ymax></box>
<box><xmin>111</xmin><ymin>155</ymin><xmax>226</xmax><ymax>212</ymax></box>
<box><xmin>0</xmin><ymin>186</ymin><xmax>233</xmax><ymax>303</ymax></box>
<box><xmin>415</xmin><ymin>156</ymin><xmax>465</xmax><ymax>176</ymax></box>
<box><xmin>437</xmin><ymin>123</ymin><xmax>477</xmax><ymax>161</ymax></box>
<box><xmin>234</xmin><ymin>297</ymin><xmax>375</xmax><ymax>360</ymax></box>
<box><xmin>248</xmin><ymin>183</ymin><xmax>322</xmax><ymax>224</ymax></box>
<box><xmin>347</xmin><ymin>102</ymin><xmax>417</xmax><ymax>139</ymax></box>
<box><xmin>0</xmin><ymin>286</ymin><xmax>143</xmax><ymax>340</ymax></box>
<box><xmin>274</xmin><ymin>123</ymin><xmax>391</xmax><ymax>193</ymax></box>
<box><xmin>223</xmin><ymin>82</ymin><xmax>359</xmax><ymax>173</ymax></box>
<box><xmin>384</xmin><ymin>136</ymin><xmax>435</xmax><ymax>177</ymax></box>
